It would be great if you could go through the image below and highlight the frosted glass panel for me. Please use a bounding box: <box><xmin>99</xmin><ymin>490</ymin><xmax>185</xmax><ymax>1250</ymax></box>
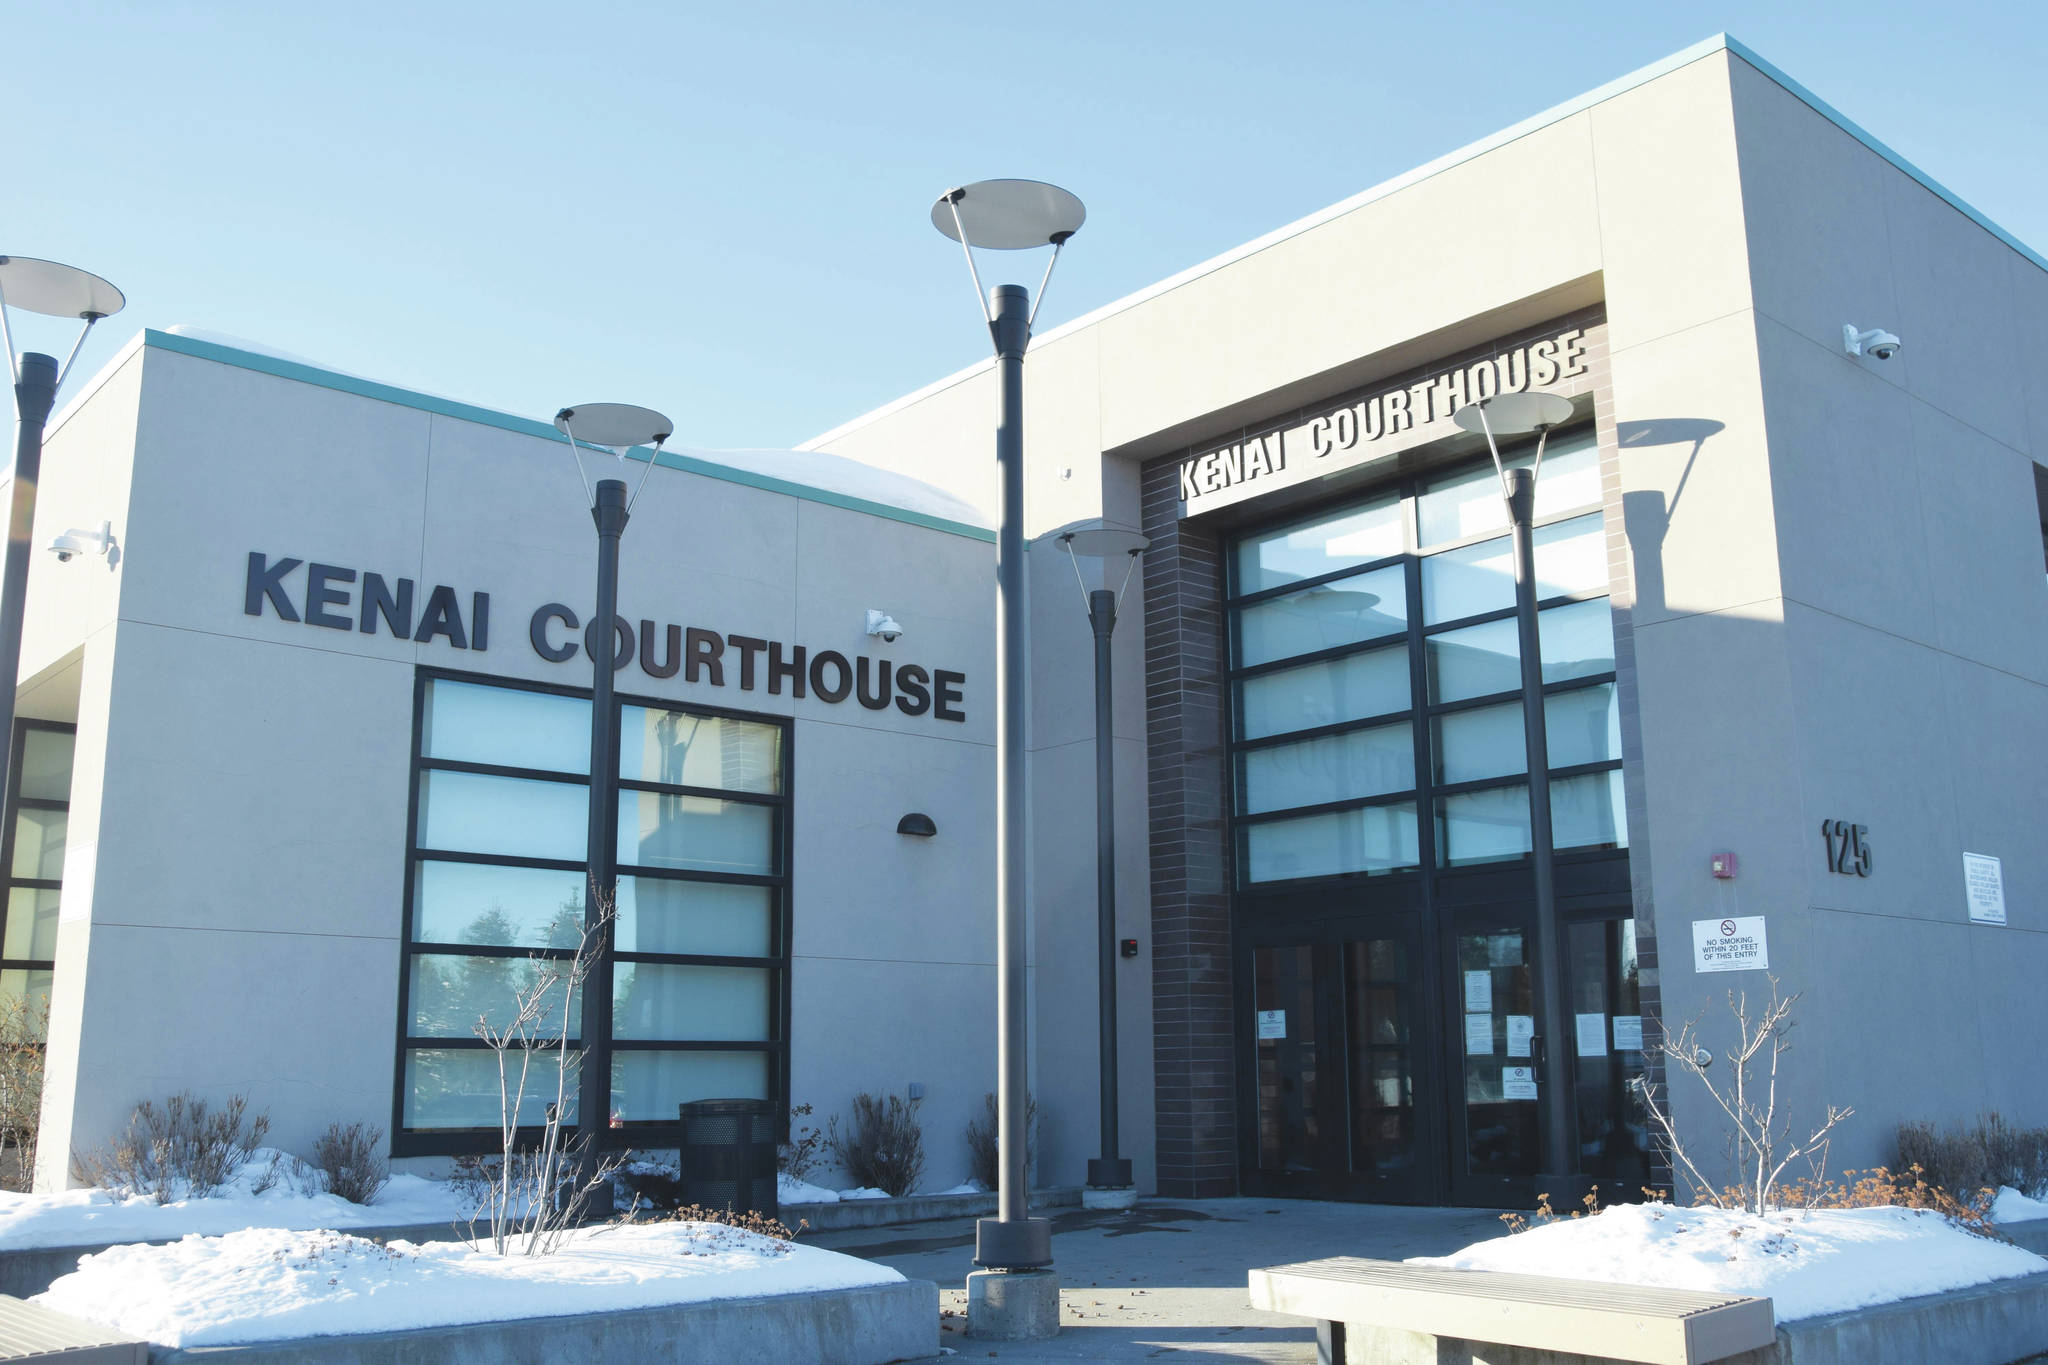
<box><xmin>408</xmin><ymin>953</ymin><xmax>579</xmax><ymax>1040</ymax></box>
<box><xmin>418</xmin><ymin>771</ymin><xmax>586</xmax><ymax>862</ymax></box>
<box><xmin>1546</xmin><ymin>684</ymin><xmax>1621</xmax><ymax>769</ymax></box>
<box><xmin>1553</xmin><ymin>770</ymin><xmax>1628</xmax><ymax>851</ymax></box>
<box><xmin>1416</xmin><ymin>431</ymin><xmax>1598</xmax><ymax>548</ymax></box>
<box><xmin>5</xmin><ymin>888</ymin><xmax>60</xmax><ymax>960</ymax></box>
<box><xmin>1426</xmin><ymin>618</ymin><xmax>1519</xmax><ymax>703</ymax></box>
<box><xmin>1236</xmin><ymin>495</ymin><xmax>1403</xmax><ymax>594</ymax></box>
<box><xmin>1539</xmin><ymin>598</ymin><xmax>1615</xmax><ymax>683</ymax></box>
<box><xmin>405</xmin><ymin>1048</ymin><xmax>573</xmax><ymax>1129</ymax></box>
<box><xmin>1437</xmin><ymin>784</ymin><xmax>1533</xmax><ymax>866</ymax></box>
<box><xmin>1244</xmin><ymin>803</ymin><xmax>1419</xmax><ymax>882</ymax></box>
<box><xmin>1434</xmin><ymin>702</ymin><xmax>1526</xmax><ymax>784</ymax></box>
<box><xmin>618</xmin><ymin>793</ymin><xmax>773</xmax><ymax>875</ymax></box>
<box><xmin>617</xmin><ymin>877</ymin><xmax>773</xmax><ymax>957</ymax></box>
<box><xmin>619</xmin><ymin>709</ymin><xmax>781</xmax><ymax>794</ymax></box>
<box><xmin>10</xmin><ymin>809</ymin><xmax>64</xmax><ymax>881</ymax></box>
<box><xmin>613</xmin><ymin>964</ymin><xmax>771</xmax><ymax>1041</ymax></box>
<box><xmin>413</xmin><ymin>861</ymin><xmax>587</xmax><ymax>950</ymax></box>
<box><xmin>424</xmin><ymin>680</ymin><xmax>589</xmax><ymax>774</ymax></box>
<box><xmin>1236</xmin><ymin>565</ymin><xmax>1406</xmax><ymax>667</ymax></box>
<box><xmin>1239</xmin><ymin>645</ymin><xmax>1408</xmax><ymax>740</ymax></box>
<box><xmin>1534</xmin><ymin>514</ymin><xmax>1608</xmax><ymax>599</ymax></box>
<box><xmin>0</xmin><ymin>969</ymin><xmax>52</xmax><ymax>1030</ymax></box>
<box><xmin>611</xmin><ymin>1050</ymin><xmax>770</xmax><ymax>1121</ymax></box>
<box><xmin>16</xmin><ymin>730</ymin><xmax>73</xmax><ymax>802</ymax></box>
<box><xmin>1240</xmin><ymin>722</ymin><xmax>1414</xmax><ymax>814</ymax></box>
<box><xmin>1422</xmin><ymin>536</ymin><xmax>1513</xmax><ymax>624</ymax></box>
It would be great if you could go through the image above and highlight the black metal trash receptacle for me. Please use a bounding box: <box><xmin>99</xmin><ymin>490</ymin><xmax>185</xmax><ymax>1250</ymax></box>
<box><xmin>677</xmin><ymin>1098</ymin><xmax>779</xmax><ymax>1219</ymax></box>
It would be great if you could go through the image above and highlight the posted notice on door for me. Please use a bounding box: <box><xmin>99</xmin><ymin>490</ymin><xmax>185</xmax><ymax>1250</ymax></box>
<box><xmin>1693</xmin><ymin>916</ymin><xmax>1769</xmax><ymax>973</ymax></box>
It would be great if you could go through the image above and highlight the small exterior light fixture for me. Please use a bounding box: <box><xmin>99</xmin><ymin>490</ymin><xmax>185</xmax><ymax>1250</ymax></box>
<box><xmin>897</xmin><ymin>813</ymin><xmax>938</xmax><ymax>837</ymax></box>
<box><xmin>1842</xmin><ymin>324</ymin><xmax>1901</xmax><ymax>360</ymax></box>
<box><xmin>1711</xmin><ymin>851</ymin><xmax>1739</xmax><ymax>879</ymax></box>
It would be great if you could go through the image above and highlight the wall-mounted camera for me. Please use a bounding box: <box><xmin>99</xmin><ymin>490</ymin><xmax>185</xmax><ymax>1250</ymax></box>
<box><xmin>1843</xmin><ymin>324</ymin><xmax>1902</xmax><ymax>360</ymax></box>
<box><xmin>47</xmin><ymin>521</ymin><xmax>114</xmax><ymax>563</ymax></box>
<box><xmin>865</xmin><ymin>609</ymin><xmax>903</xmax><ymax>643</ymax></box>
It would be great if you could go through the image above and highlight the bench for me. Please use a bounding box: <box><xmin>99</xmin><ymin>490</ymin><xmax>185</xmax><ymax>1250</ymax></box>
<box><xmin>1249</xmin><ymin>1257</ymin><xmax>1776</xmax><ymax>1365</ymax></box>
<box><xmin>0</xmin><ymin>1296</ymin><xmax>147</xmax><ymax>1362</ymax></box>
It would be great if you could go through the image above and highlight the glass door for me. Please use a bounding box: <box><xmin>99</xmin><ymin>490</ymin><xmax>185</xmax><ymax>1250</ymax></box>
<box><xmin>1568</xmin><ymin>916</ymin><xmax>1650</xmax><ymax>1194</ymax></box>
<box><xmin>1446</xmin><ymin>917</ymin><xmax>1541</xmax><ymax>1207</ymax></box>
<box><xmin>1251</xmin><ymin>944</ymin><xmax>1324</xmax><ymax>1176</ymax></box>
<box><xmin>1341</xmin><ymin>919</ymin><xmax>1441</xmax><ymax>1202</ymax></box>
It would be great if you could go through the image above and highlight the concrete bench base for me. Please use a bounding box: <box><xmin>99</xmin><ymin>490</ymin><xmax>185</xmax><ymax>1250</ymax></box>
<box><xmin>147</xmin><ymin>1278</ymin><xmax>937</xmax><ymax>1365</ymax></box>
<box><xmin>1324</xmin><ymin>1269</ymin><xmax>2048</xmax><ymax>1365</ymax></box>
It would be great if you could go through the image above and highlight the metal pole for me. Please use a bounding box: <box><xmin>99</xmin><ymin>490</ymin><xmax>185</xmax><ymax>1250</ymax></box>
<box><xmin>1507</xmin><ymin>467</ymin><xmax>1576</xmax><ymax>1194</ymax></box>
<box><xmin>579</xmin><ymin>477</ymin><xmax>628</xmax><ymax>1169</ymax></box>
<box><xmin>1085</xmin><ymin>589</ymin><xmax>1131</xmax><ymax>1190</ymax></box>
<box><xmin>0</xmin><ymin>354</ymin><xmax>57</xmax><ymax>810</ymax></box>
<box><xmin>974</xmin><ymin>283</ymin><xmax>1051</xmax><ymax>1272</ymax></box>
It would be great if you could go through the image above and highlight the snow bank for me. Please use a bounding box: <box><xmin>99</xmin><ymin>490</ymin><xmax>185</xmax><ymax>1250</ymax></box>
<box><xmin>1994</xmin><ymin>1187</ymin><xmax>2048</xmax><ymax>1223</ymax></box>
<box><xmin>1413</xmin><ymin>1202</ymin><xmax>2046</xmax><ymax>1322</ymax></box>
<box><xmin>777</xmin><ymin>1175</ymin><xmax>839</xmax><ymax>1204</ymax></box>
<box><xmin>839</xmin><ymin>1186</ymin><xmax>891</xmax><ymax>1200</ymax></box>
<box><xmin>36</xmin><ymin>1221</ymin><xmax>903</xmax><ymax>1347</ymax></box>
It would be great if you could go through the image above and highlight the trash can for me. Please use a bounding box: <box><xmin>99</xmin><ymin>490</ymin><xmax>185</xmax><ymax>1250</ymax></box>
<box><xmin>677</xmin><ymin>1098</ymin><xmax>779</xmax><ymax>1219</ymax></box>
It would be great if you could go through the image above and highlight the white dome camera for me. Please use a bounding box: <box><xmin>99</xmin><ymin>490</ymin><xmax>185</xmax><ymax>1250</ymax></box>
<box><xmin>47</xmin><ymin>521</ymin><xmax>114</xmax><ymax>563</ymax></box>
<box><xmin>865</xmin><ymin>609</ymin><xmax>903</xmax><ymax>643</ymax></box>
<box><xmin>1843</xmin><ymin>324</ymin><xmax>1902</xmax><ymax>361</ymax></box>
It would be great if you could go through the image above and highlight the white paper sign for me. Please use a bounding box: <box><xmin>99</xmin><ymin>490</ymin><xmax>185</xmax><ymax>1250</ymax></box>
<box><xmin>1502</xmin><ymin>1066</ymin><xmax>1538</xmax><ymax>1100</ymax></box>
<box><xmin>1463</xmin><ymin>970</ymin><xmax>1493</xmax><ymax>1013</ymax></box>
<box><xmin>1464</xmin><ymin>1013</ymin><xmax>1495</xmax><ymax>1055</ymax></box>
<box><xmin>1575</xmin><ymin>1012</ymin><xmax>1609</xmax><ymax>1057</ymax></box>
<box><xmin>1693</xmin><ymin>916</ymin><xmax>1769</xmax><ymax>973</ymax></box>
<box><xmin>1612</xmin><ymin>1015</ymin><xmax>1644</xmax><ymax>1052</ymax></box>
<box><xmin>1506</xmin><ymin>1015</ymin><xmax>1534</xmax><ymax>1058</ymax></box>
<box><xmin>1256</xmin><ymin>1009</ymin><xmax>1286</xmax><ymax>1040</ymax></box>
<box><xmin>1964</xmin><ymin>853</ymin><xmax>2006</xmax><ymax>925</ymax></box>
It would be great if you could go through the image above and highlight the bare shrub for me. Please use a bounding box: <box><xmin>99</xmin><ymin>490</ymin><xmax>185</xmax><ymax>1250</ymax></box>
<box><xmin>779</xmin><ymin>1102</ymin><xmax>825</xmax><ymax>1181</ymax></box>
<box><xmin>827</xmin><ymin>1092</ymin><xmax>924</xmax><ymax>1197</ymax></box>
<box><xmin>965</xmin><ymin>1091</ymin><xmax>1038</xmax><ymax>1192</ymax></box>
<box><xmin>1896</xmin><ymin>1113</ymin><xmax>2048</xmax><ymax>1200</ymax></box>
<box><xmin>313</xmin><ymin>1121</ymin><xmax>390</xmax><ymax>1206</ymax></box>
<box><xmin>0</xmin><ymin>993</ymin><xmax>46</xmax><ymax>1191</ymax></box>
<box><xmin>74</xmin><ymin>1092</ymin><xmax>271</xmax><ymax>1203</ymax></box>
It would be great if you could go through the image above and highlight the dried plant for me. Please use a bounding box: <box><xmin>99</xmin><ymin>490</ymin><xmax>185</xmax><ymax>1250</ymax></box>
<box><xmin>73</xmin><ymin>1092</ymin><xmax>271</xmax><ymax>1203</ymax></box>
<box><xmin>1498</xmin><ymin>1186</ymin><xmax>1604</xmax><ymax>1234</ymax></box>
<box><xmin>779</xmin><ymin>1102</ymin><xmax>825</xmax><ymax>1181</ymax></box>
<box><xmin>0</xmin><ymin>993</ymin><xmax>46</xmax><ymax>1191</ymax></box>
<box><xmin>965</xmin><ymin>1091</ymin><xmax>1038</xmax><ymax>1192</ymax></box>
<box><xmin>1896</xmin><ymin>1113</ymin><xmax>2048</xmax><ymax>1201</ymax></box>
<box><xmin>657</xmin><ymin>1201</ymin><xmax>806</xmax><ymax>1250</ymax></box>
<box><xmin>312</xmin><ymin>1121</ymin><xmax>390</xmax><ymax>1205</ymax></box>
<box><xmin>827</xmin><ymin>1092</ymin><xmax>925</xmax><ymax>1197</ymax></box>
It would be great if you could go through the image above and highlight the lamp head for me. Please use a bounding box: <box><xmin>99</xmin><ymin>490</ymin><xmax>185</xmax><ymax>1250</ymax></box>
<box><xmin>0</xmin><ymin>256</ymin><xmax>125</xmax><ymax>321</ymax></box>
<box><xmin>1451</xmin><ymin>391</ymin><xmax>1575</xmax><ymax>437</ymax></box>
<box><xmin>930</xmin><ymin>180</ymin><xmax>1085</xmax><ymax>249</ymax></box>
<box><xmin>1055</xmin><ymin>524</ymin><xmax>1149</xmax><ymax>560</ymax></box>
<box><xmin>553</xmin><ymin>403</ymin><xmax>673</xmax><ymax>452</ymax></box>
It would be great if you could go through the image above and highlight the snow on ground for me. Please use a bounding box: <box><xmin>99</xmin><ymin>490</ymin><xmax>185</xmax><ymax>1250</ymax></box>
<box><xmin>1994</xmin><ymin>1187</ymin><xmax>2048</xmax><ymax>1223</ymax></box>
<box><xmin>36</xmin><ymin>1221</ymin><xmax>902</xmax><ymax>1348</ymax></box>
<box><xmin>776</xmin><ymin>1175</ymin><xmax>839</xmax><ymax>1204</ymax></box>
<box><xmin>839</xmin><ymin>1187</ymin><xmax>891</xmax><ymax>1200</ymax></box>
<box><xmin>928</xmin><ymin>1182</ymin><xmax>986</xmax><ymax>1196</ymax></box>
<box><xmin>0</xmin><ymin>1152</ymin><xmax>478</xmax><ymax>1250</ymax></box>
<box><xmin>1413</xmin><ymin>1202</ymin><xmax>2046</xmax><ymax>1322</ymax></box>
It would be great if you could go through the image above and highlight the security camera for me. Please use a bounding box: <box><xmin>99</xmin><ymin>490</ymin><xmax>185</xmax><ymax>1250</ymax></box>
<box><xmin>1843</xmin><ymin>324</ymin><xmax>1902</xmax><ymax>361</ymax></box>
<box><xmin>47</xmin><ymin>522</ymin><xmax>114</xmax><ymax>563</ymax></box>
<box><xmin>865</xmin><ymin>609</ymin><xmax>903</xmax><ymax>643</ymax></box>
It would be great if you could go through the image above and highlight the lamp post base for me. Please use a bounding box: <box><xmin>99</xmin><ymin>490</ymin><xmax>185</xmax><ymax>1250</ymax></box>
<box><xmin>967</xmin><ymin>1268</ymin><xmax>1061</xmax><ymax>1342</ymax></box>
<box><xmin>1082</xmin><ymin>1185</ymin><xmax>1137</xmax><ymax>1211</ymax></box>
<box><xmin>974</xmin><ymin>1216</ymin><xmax>1052</xmax><ymax>1269</ymax></box>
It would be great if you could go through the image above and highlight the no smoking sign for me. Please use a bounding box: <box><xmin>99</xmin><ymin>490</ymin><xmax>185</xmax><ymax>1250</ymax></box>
<box><xmin>1693</xmin><ymin>916</ymin><xmax>1769</xmax><ymax>974</ymax></box>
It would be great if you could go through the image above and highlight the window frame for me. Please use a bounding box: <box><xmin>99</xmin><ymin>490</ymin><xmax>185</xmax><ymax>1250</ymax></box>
<box><xmin>0</xmin><ymin>718</ymin><xmax>72</xmax><ymax>1011</ymax></box>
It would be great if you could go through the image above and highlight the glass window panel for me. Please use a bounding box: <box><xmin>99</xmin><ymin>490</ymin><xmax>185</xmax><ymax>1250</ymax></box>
<box><xmin>10</xmin><ymin>808</ymin><xmax>64</xmax><ymax>881</ymax></box>
<box><xmin>423</xmin><ymin>680</ymin><xmax>589</xmax><ymax>774</ymax></box>
<box><xmin>1553</xmin><ymin>770</ymin><xmax>1628</xmax><ymax>852</ymax></box>
<box><xmin>619</xmin><ymin>709</ymin><xmax>781</xmax><ymax>795</ymax></box>
<box><xmin>613</xmin><ymin>964</ymin><xmax>771</xmax><ymax>1042</ymax></box>
<box><xmin>418</xmin><ymin>770</ymin><xmax>586</xmax><ymax>862</ymax></box>
<box><xmin>1437</xmin><ymin>783</ymin><xmax>1533</xmax><ymax>866</ymax></box>
<box><xmin>1244</xmin><ymin>803</ymin><xmax>1419</xmax><ymax>883</ymax></box>
<box><xmin>1546</xmin><ymin>684</ymin><xmax>1621</xmax><ymax>769</ymax></box>
<box><xmin>16</xmin><ymin>730</ymin><xmax>73</xmax><ymax>802</ymax></box>
<box><xmin>404</xmin><ymin>1048</ymin><xmax>573</xmax><ymax>1130</ymax></box>
<box><xmin>610</xmin><ymin>1050</ymin><xmax>770</xmax><ymax>1122</ymax></box>
<box><xmin>1235</xmin><ymin>495</ymin><xmax>1403</xmax><ymax>595</ymax></box>
<box><xmin>4</xmin><ymin>887</ymin><xmax>60</xmax><ymax>960</ymax></box>
<box><xmin>1531</xmin><ymin>430</ymin><xmax>1601</xmax><ymax>517</ymax></box>
<box><xmin>407</xmin><ymin>953</ymin><xmax>579</xmax><ymax>1040</ymax></box>
<box><xmin>1235</xmin><ymin>565</ymin><xmax>1406</xmax><ymax>668</ymax></box>
<box><xmin>1433</xmin><ymin>702</ymin><xmax>1527</xmax><ymax>785</ymax></box>
<box><xmin>1239</xmin><ymin>645</ymin><xmax>1409</xmax><ymax>741</ymax></box>
<box><xmin>1426</xmin><ymin>618</ymin><xmax>1520</xmax><ymax>703</ymax></box>
<box><xmin>1239</xmin><ymin>722</ymin><xmax>1414</xmax><ymax>814</ymax></box>
<box><xmin>1539</xmin><ymin>598</ymin><xmax>1615</xmax><ymax>683</ymax></box>
<box><xmin>1535</xmin><ymin>514</ymin><xmax>1608</xmax><ymax>599</ymax></box>
<box><xmin>617</xmin><ymin>877</ymin><xmax>773</xmax><ymax>958</ymax></box>
<box><xmin>1421</xmin><ymin>536</ymin><xmax>1513</xmax><ymax>624</ymax></box>
<box><xmin>413</xmin><ymin>861</ymin><xmax>588</xmax><ymax>950</ymax></box>
<box><xmin>618</xmin><ymin>793</ymin><xmax>774</xmax><ymax>875</ymax></box>
<box><xmin>1416</xmin><ymin>431</ymin><xmax>1598</xmax><ymax>549</ymax></box>
<box><xmin>1254</xmin><ymin>945</ymin><xmax>1318</xmax><ymax>1171</ymax></box>
<box><xmin>0</xmin><ymin>969</ymin><xmax>53</xmax><ymax>1036</ymax></box>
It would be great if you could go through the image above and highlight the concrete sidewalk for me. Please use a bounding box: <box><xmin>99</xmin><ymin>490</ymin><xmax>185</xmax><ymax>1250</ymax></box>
<box><xmin>811</xmin><ymin>1197</ymin><xmax>1508</xmax><ymax>1363</ymax></box>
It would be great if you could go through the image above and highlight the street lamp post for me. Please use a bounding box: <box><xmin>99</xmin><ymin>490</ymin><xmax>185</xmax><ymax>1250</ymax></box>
<box><xmin>1451</xmin><ymin>390</ymin><xmax>1582</xmax><ymax>1202</ymax></box>
<box><xmin>929</xmin><ymin>178</ymin><xmax>1084</xmax><ymax>1342</ymax></box>
<box><xmin>549</xmin><ymin>403</ymin><xmax>673</xmax><ymax>1196</ymax></box>
<box><xmin>0</xmin><ymin>257</ymin><xmax>123</xmax><ymax>809</ymax></box>
<box><xmin>1055</xmin><ymin>525</ymin><xmax>1147</xmax><ymax>1211</ymax></box>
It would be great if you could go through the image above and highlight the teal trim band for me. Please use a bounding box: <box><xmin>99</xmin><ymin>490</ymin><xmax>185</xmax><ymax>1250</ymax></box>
<box><xmin>140</xmin><ymin>329</ymin><xmax>996</xmax><ymax>544</ymax></box>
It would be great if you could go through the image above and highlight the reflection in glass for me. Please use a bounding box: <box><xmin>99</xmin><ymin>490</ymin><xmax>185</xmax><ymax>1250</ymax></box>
<box><xmin>619</xmin><ymin>709</ymin><xmax>781</xmax><ymax>794</ymax></box>
<box><xmin>617</xmin><ymin>878</ymin><xmax>773</xmax><ymax>958</ymax></box>
<box><xmin>1345</xmin><ymin>939</ymin><xmax>1415</xmax><ymax>1173</ymax></box>
<box><xmin>408</xmin><ymin>953</ymin><xmax>579</xmax><ymax>1040</ymax></box>
<box><xmin>423</xmin><ymin>680</ymin><xmax>589</xmax><ymax>774</ymax></box>
<box><xmin>1434</xmin><ymin>703</ymin><xmax>1526</xmax><ymax>785</ymax></box>
<box><xmin>1421</xmin><ymin>536</ymin><xmax>1513</xmax><ymax>624</ymax></box>
<box><xmin>1539</xmin><ymin>598</ymin><xmax>1616</xmax><ymax>682</ymax></box>
<box><xmin>1239</xmin><ymin>645</ymin><xmax>1408</xmax><ymax>741</ymax></box>
<box><xmin>1552</xmin><ymin>770</ymin><xmax>1628</xmax><ymax>851</ymax></box>
<box><xmin>1236</xmin><ymin>495</ymin><xmax>1403</xmax><ymax>594</ymax></box>
<box><xmin>1245</xmin><ymin>803</ymin><xmax>1419</xmax><ymax>882</ymax></box>
<box><xmin>404</xmin><ymin>1048</ymin><xmax>573</xmax><ymax>1129</ymax></box>
<box><xmin>418</xmin><ymin>771</ymin><xmax>586</xmax><ymax>863</ymax></box>
<box><xmin>1457</xmin><ymin>931</ymin><xmax>1537</xmax><ymax>1176</ymax></box>
<box><xmin>611</xmin><ymin>1051</ymin><xmax>769</xmax><ymax>1121</ymax></box>
<box><xmin>3</xmin><ymin>889</ymin><xmax>58</xmax><ymax>961</ymax></box>
<box><xmin>1254</xmin><ymin>945</ymin><xmax>1318</xmax><ymax>1171</ymax></box>
<box><xmin>11</xmin><ymin>809</ymin><xmax>63</xmax><ymax>881</ymax></box>
<box><xmin>613</xmin><ymin>963</ymin><xmax>770</xmax><ymax>1041</ymax></box>
<box><xmin>412</xmin><ymin>861</ymin><xmax>586</xmax><ymax>950</ymax></box>
<box><xmin>1570</xmin><ymin>918</ymin><xmax>1648</xmax><ymax>1180</ymax></box>
<box><xmin>17</xmin><ymin>730</ymin><xmax>73</xmax><ymax>803</ymax></box>
<box><xmin>1415</xmin><ymin>430</ymin><xmax>1598</xmax><ymax>547</ymax></box>
<box><xmin>1545</xmin><ymin>684</ymin><xmax>1621</xmax><ymax>769</ymax></box>
<box><xmin>1534</xmin><ymin>514</ymin><xmax>1608</xmax><ymax>599</ymax></box>
<box><xmin>1437</xmin><ymin>783</ymin><xmax>1533</xmax><ymax>866</ymax></box>
<box><xmin>0</xmin><ymin>970</ymin><xmax>52</xmax><ymax>1038</ymax></box>
<box><xmin>618</xmin><ymin>793</ymin><xmax>774</xmax><ymax>875</ymax></box>
<box><xmin>1235</xmin><ymin>565</ymin><xmax>1406</xmax><ymax>668</ymax></box>
<box><xmin>1426</xmin><ymin>618</ymin><xmax>1519</xmax><ymax>703</ymax></box>
<box><xmin>1239</xmin><ymin>722</ymin><xmax>1414</xmax><ymax>814</ymax></box>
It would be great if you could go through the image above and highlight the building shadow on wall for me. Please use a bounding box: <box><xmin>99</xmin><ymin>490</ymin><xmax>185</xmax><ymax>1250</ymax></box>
<box><xmin>1616</xmin><ymin>419</ymin><xmax>1724</xmax><ymax>621</ymax></box>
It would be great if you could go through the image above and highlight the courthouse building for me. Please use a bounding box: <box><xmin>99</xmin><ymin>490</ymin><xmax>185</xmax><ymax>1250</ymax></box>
<box><xmin>15</xmin><ymin>35</ymin><xmax>2048</xmax><ymax>1206</ymax></box>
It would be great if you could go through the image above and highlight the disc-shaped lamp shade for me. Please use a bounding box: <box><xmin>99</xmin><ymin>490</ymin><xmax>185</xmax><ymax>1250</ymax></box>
<box><xmin>1057</xmin><ymin>527</ymin><xmax>1150</xmax><ymax>559</ymax></box>
<box><xmin>554</xmin><ymin>403</ymin><xmax>673</xmax><ymax>450</ymax></box>
<box><xmin>930</xmin><ymin>180</ymin><xmax>1086</xmax><ymax>250</ymax></box>
<box><xmin>0</xmin><ymin>256</ymin><xmax>125</xmax><ymax>319</ymax></box>
<box><xmin>897</xmin><ymin>813</ymin><xmax>938</xmax><ymax>838</ymax></box>
<box><xmin>1451</xmin><ymin>391</ymin><xmax>1575</xmax><ymax>437</ymax></box>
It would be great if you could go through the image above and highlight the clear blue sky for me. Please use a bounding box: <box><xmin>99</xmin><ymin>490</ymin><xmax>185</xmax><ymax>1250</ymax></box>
<box><xmin>10</xmin><ymin>1</ymin><xmax>2046</xmax><ymax>449</ymax></box>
